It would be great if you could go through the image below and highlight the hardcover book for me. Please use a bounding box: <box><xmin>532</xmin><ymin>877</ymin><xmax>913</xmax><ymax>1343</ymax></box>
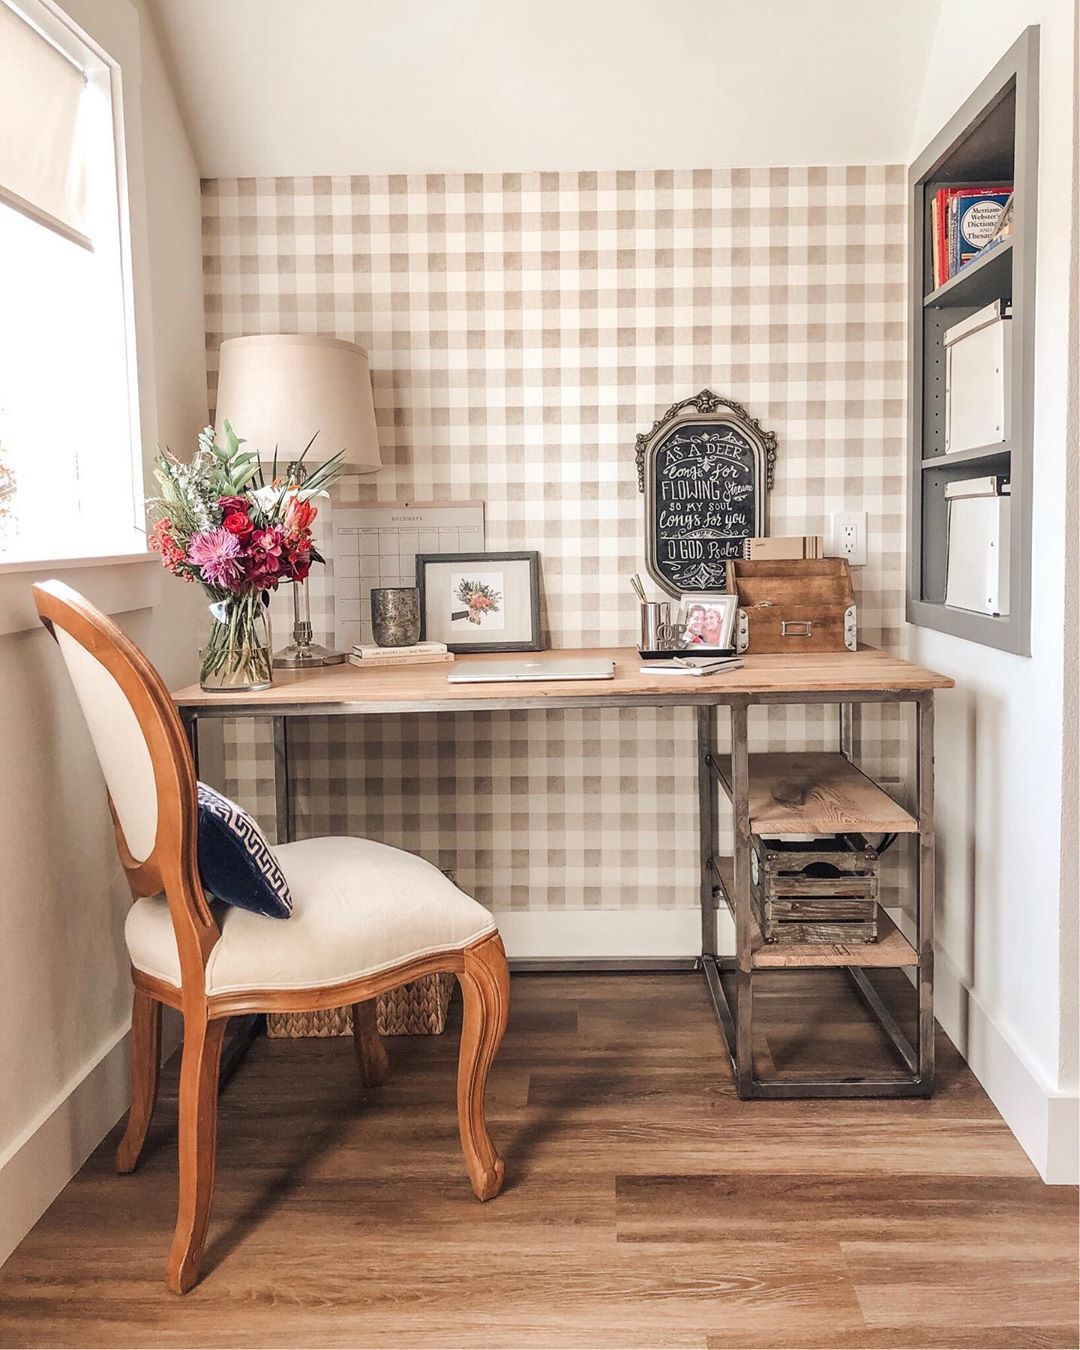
<box><xmin>352</xmin><ymin>640</ymin><xmax>448</xmax><ymax>658</ymax></box>
<box><xmin>348</xmin><ymin>651</ymin><xmax>454</xmax><ymax>669</ymax></box>
<box><xmin>950</xmin><ymin>187</ymin><xmax>1012</xmax><ymax>273</ymax></box>
<box><xmin>930</xmin><ymin>184</ymin><xmax>1012</xmax><ymax>287</ymax></box>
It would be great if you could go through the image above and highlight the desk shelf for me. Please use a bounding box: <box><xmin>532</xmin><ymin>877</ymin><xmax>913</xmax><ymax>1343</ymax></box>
<box><xmin>708</xmin><ymin>751</ymin><xmax>918</xmax><ymax>835</ymax></box>
<box><xmin>709</xmin><ymin>857</ymin><xmax>918</xmax><ymax>970</ymax></box>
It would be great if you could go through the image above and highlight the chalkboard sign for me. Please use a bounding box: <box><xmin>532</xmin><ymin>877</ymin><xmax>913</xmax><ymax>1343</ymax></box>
<box><xmin>635</xmin><ymin>390</ymin><xmax>777</xmax><ymax>595</ymax></box>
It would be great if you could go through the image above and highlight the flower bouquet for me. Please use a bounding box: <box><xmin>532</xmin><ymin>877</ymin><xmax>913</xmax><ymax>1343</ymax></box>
<box><xmin>149</xmin><ymin>423</ymin><xmax>341</xmax><ymax>691</ymax></box>
<box><xmin>453</xmin><ymin>577</ymin><xmax>502</xmax><ymax>625</ymax></box>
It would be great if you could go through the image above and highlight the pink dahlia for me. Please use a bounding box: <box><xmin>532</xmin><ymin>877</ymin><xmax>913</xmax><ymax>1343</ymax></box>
<box><xmin>188</xmin><ymin>526</ymin><xmax>244</xmax><ymax>590</ymax></box>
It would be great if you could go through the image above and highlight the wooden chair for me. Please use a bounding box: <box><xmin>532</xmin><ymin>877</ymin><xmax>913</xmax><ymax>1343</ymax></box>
<box><xmin>33</xmin><ymin>580</ymin><xmax>510</xmax><ymax>1293</ymax></box>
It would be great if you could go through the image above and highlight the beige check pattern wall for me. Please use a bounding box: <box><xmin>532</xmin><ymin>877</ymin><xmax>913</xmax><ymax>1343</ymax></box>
<box><xmin>202</xmin><ymin>165</ymin><xmax>909</xmax><ymax>915</ymax></box>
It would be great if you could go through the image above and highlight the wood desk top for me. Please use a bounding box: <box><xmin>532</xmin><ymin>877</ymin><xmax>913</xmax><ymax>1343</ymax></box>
<box><xmin>174</xmin><ymin>647</ymin><xmax>953</xmax><ymax>715</ymax></box>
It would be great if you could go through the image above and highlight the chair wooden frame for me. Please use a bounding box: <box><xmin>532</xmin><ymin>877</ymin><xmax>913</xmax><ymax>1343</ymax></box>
<box><xmin>33</xmin><ymin>580</ymin><xmax>509</xmax><ymax>1294</ymax></box>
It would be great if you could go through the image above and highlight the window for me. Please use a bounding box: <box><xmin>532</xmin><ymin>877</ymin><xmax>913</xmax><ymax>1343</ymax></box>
<box><xmin>0</xmin><ymin>0</ymin><xmax>142</xmax><ymax>563</ymax></box>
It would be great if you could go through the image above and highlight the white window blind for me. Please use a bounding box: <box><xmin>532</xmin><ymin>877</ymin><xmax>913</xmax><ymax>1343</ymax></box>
<box><xmin>0</xmin><ymin>0</ymin><xmax>142</xmax><ymax>563</ymax></box>
<box><xmin>0</xmin><ymin>1</ymin><xmax>90</xmax><ymax>247</ymax></box>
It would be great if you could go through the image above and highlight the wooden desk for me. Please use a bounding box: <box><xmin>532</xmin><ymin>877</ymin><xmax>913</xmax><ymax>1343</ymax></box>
<box><xmin>174</xmin><ymin>646</ymin><xmax>953</xmax><ymax>1100</ymax></box>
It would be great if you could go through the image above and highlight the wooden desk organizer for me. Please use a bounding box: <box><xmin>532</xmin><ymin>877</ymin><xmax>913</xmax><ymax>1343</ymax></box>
<box><xmin>726</xmin><ymin>558</ymin><xmax>857</xmax><ymax>653</ymax></box>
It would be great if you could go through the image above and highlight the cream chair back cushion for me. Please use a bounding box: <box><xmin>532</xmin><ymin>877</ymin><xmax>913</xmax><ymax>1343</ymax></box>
<box><xmin>55</xmin><ymin>625</ymin><xmax>158</xmax><ymax>863</ymax></box>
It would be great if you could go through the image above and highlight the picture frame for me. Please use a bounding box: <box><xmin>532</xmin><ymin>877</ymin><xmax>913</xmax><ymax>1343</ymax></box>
<box><xmin>416</xmin><ymin>551</ymin><xmax>542</xmax><ymax>653</ymax></box>
<box><xmin>678</xmin><ymin>592</ymin><xmax>737</xmax><ymax>651</ymax></box>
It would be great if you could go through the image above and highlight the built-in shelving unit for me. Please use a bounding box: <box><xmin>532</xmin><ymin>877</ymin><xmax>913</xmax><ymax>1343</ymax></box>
<box><xmin>907</xmin><ymin>27</ymin><xmax>1038</xmax><ymax>654</ymax></box>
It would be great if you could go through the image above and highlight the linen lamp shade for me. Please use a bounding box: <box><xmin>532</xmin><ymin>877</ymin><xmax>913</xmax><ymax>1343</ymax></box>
<box><xmin>214</xmin><ymin>334</ymin><xmax>381</xmax><ymax>471</ymax></box>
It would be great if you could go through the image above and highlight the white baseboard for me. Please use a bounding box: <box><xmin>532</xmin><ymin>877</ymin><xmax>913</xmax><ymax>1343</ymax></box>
<box><xmin>935</xmin><ymin>950</ymin><xmax>1079</xmax><ymax>1183</ymax></box>
<box><xmin>495</xmin><ymin>906</ymin><xmax>733</xmax><ymax>961</ymax></box>
<box><xmin>0</xmin><ymin>1024</ymin><xmax>129</xmax><ymax>1268</ymax></box>
<box><xmin>0</xmin><ymin>1012</ymin><xmax>182</xmax><ymax>1269</ymax></box>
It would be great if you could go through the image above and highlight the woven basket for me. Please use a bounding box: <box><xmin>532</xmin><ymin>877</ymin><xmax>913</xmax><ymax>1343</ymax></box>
<box><xmin>266</xmin><ymin>971</ymin><xmax>456</xmax><ymax>1038</ymax></box>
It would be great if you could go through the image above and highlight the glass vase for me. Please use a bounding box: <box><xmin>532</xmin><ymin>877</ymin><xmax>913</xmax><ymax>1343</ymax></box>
<box><xmin>199</xmin><ymin>594</ymin><xmax>273</xmax><ymax>692</ymax></box>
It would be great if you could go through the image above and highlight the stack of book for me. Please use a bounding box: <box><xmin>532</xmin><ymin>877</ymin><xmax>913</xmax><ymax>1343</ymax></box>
<box><xmin>930</xmin><ymin>183</ymin><xmax>1013</xmax><ymax>288</ymax></box>
<box><xmin>349</xmin><ymin>641</ymin><xmax>454</xmax><ymax>669</ymax></box>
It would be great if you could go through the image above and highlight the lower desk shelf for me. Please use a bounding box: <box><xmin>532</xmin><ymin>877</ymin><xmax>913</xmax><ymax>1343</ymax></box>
<box><xmin>709</xmin><ymin>751</ymin><xmax>918</xmax><ymax>835</ymax></box>
<box><xmin>709</xmin><ymin>856</ymin><xmax>918</xmax><ymax>969</ymax></box>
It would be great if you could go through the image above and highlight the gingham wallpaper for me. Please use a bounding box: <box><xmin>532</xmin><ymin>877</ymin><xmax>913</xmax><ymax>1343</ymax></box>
<box><xmin>201</xmin><ymin>165</ymin><xmax>908</xmax><ymax>915</ymax></box>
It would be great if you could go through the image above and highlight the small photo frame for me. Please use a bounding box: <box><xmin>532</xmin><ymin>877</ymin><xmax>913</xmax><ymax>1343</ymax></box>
<box><xmin>678</xmin><ymin>593</ymin><xmax>737</xmax><ymax>651</ymax></box>
<box><xmin>417</xmin><ymin>551</ymin><xmax>542</xmax><ymax>652</ymax></box>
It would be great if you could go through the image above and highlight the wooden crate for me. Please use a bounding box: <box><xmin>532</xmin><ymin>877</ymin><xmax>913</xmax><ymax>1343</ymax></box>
<box><xmin>750</xmin><ymin>834</ymin><xmax>878</xmax><ymax>943</ymax></box>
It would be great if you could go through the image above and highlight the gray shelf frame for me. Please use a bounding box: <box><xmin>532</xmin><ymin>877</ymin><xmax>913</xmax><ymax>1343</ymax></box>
<box><xmin>907</xmin><ymin>26</ymin><xmax>1039</xmax><ymax>655</ymax></box>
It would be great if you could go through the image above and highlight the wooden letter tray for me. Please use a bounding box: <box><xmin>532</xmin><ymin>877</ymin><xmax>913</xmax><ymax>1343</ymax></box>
<box><xmin>725</xmin><ymin>558</ymin><xmax>857</xmax><ymax>654</ymax></box>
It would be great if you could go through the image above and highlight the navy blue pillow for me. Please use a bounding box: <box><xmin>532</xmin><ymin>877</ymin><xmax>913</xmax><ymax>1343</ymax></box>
<box><xmin>197</xmin><ymin>783</ymin><xmax>292</xmax><ymax>920</ymax></box>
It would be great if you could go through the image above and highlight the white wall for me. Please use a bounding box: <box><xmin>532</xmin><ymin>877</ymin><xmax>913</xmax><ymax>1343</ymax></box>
<box><xmin>149</xmin><ymin>0</ymin><xmax>942</xmax><ymax>175</ymax></box>
<box><xmin>0</xmin><ymin>0</ymin><xmax>208</xmax><ymax>1264</ymax></box>
<box><xmin>909</xmin><ymin>0</ymin><xmax>1078</xmax><ymax>1180</ymax></box>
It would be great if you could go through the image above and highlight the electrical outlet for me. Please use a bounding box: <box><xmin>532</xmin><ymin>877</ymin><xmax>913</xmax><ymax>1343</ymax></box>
<box><xmin>827</xmin><ymin>511</ymin><xmax>867</xmax><ymax>566</ymax></box>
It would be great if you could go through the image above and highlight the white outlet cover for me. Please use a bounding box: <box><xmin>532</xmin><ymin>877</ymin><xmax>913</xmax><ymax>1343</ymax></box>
<box><xmin>827</xmin><ymin>511</ymin><xmax>867</xmax><ymax>566</ymax></box>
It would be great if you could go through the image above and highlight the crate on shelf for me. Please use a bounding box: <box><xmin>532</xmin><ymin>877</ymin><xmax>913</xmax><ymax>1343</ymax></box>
<box><xmin>749</xmin><ymin>834</ymin><xmax>879</xmax><ymax>944</ymax></box>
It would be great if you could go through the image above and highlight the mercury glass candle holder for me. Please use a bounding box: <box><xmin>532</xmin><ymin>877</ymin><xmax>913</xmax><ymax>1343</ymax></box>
<box><xmin>370</xmin><ymin>587</ymin><xmax>421</xmax><ymax>647</ymax></box>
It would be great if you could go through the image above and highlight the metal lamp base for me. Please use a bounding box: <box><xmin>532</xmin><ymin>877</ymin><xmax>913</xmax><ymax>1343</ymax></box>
<box><xmin>273</xmin><ymin>641</ymin><xmax>346</xmax><ymax>669</ymax></box>
<box><xmin>276</xmin><ymin>578</ymin><xmax>348</xmax><ymax>667</ymax></box>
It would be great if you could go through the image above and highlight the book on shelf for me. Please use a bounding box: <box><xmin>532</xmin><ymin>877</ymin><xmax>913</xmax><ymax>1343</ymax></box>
<box><xmin>352</xmin><ymin>640</ymin><xmax>448</xmax><ymax>658</ymax></box>
<box><xmin>930</xmin><ymin>183</ymin><xmax>1012</xmax><ymax>288</ymax></box>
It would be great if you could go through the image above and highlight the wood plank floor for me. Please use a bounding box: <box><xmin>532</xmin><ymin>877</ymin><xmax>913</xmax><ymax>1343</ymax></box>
<box><xmin>0</xmin><ymin>973</ymin><xmax>1075</xmax><ymax>1349</ymax></box>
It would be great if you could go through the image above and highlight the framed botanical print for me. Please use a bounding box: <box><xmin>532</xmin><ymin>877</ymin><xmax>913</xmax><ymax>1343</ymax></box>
<box><xmin>416</xmin><ymin>551</ymin><xmax>542</xmax><ymax>652</ymax></box>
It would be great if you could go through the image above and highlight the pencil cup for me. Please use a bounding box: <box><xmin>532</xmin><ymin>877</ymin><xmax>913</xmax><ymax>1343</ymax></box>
<box><xmin>639</xmin><ymin>601</ymin><xmax>680</xmax><ymax>651</ymax></box>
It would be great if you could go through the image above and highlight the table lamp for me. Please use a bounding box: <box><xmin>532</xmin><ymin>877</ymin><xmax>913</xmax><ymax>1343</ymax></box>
<box><xmin>214</xmin><ymin>334</ymin><xmax>381</xmax><ymax>666</ymax></box>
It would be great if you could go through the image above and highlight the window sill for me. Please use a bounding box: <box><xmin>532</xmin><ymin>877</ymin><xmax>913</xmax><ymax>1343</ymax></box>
<box><xmin>0</xmin><ymin>552</ymin><xmax>161</xmax><ymax>638</ymax></box>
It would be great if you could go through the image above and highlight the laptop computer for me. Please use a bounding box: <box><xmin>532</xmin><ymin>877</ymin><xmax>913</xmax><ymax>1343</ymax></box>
<box><xmin>446</xmin><ymin>657</ymin><xmax>615</xmax><ymax>683</ymax></box>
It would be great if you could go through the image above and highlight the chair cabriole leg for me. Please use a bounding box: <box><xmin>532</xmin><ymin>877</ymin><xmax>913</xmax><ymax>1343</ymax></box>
<box><xmin>352</xmin><ymin>997</ymin><xmax>389</xmax><ymax>1087</ymax></box>
<box><xmin>116</xmin><ymin>989</ymin><xmax>162</xmax><ymax>1174</ymax></box>
<box><xmin>455</xmin><ymin>932</ymin><xmax>510</xmax><ymax>1202</ymax></box>
<box><xmin>166</xmin><ymin>1013</ymin><xmax>228</xmax><ymax>1294</ymax></box>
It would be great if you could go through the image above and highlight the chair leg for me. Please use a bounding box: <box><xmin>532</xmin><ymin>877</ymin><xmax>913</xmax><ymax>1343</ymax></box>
<box><xmin>455</xmin><ymin>932</ymin><xmax>510</xmax><ymax>1202</ymax></box>
<box><xmin>116</xmin><ymin>989</ymin><xmax>162</xmax><ymax>1174</ymax></box>
<box><xmin>165</xmin><ymin>1013</ymin><xmax>228</xmax><ymax>1295</ymax></box>
<box><xmin>352</xmin><ymin>997</ymin><xmax>389</xmax><ymax>1087</ymax></box>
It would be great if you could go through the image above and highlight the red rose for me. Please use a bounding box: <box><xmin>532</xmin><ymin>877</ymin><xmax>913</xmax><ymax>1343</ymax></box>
<box><xmin>222</xmin><ymin>511</ymin><xmax>254</xmax><ymax>538</ymax></box>
<box><xmin>218</xmin><ymin>495</ymin><xmax>248</xmax><ymax>516</ymax></box>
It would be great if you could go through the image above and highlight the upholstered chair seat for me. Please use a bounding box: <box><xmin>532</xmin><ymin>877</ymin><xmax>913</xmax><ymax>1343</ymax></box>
<box><xmin>126</xmin><ymin>836</ymin><xmax>498</xmax><ymax>995</ymax></box>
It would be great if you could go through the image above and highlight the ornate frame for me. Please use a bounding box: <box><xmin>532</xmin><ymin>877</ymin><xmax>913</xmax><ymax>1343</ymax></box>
<box><xmin>635</xmin><ymin>390</ymin><xmax>777</xmax><ymax>596</ymax></box>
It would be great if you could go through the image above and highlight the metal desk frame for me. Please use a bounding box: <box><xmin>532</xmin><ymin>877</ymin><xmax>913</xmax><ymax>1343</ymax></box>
<box><xmin>180</xmin><ymin>680</ymin><xmax>935</xmax><ymax>1100</ymax></box>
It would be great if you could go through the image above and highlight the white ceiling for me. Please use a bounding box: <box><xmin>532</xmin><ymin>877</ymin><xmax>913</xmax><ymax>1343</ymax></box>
<box><xmin>148</xmin><ymin>0</ymin><xmax>943</xmax><ymax>178</ymax></box>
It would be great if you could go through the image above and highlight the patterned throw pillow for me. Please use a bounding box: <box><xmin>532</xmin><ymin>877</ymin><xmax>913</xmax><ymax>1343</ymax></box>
<box><xmin>196</xmin><ymin>783</ymin><xmax>292</xmax><ymax>920</ymax></box>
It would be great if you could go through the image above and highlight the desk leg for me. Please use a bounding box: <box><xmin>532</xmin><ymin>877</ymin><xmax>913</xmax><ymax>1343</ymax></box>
<box><xmin>730</xmin><ymin>698</ymin><xmax>753</xmax><ymax>1097</ymax></box>
<box><xmin>697</xmin><ymin>706</ymin><xmax>718</xmax><ymax>957</ymax></box>
<box><xmin>184</xmin><ymin>712</ymin><xmax>200</xmax><ymax>777</ymax></box>
<box><xmin>916</xmin><ymin>693</ymin><xmax>936</xmax><ymax>1089</ymax></box>
<box><xmin>839</xmin><ymin>702</ymin><xmax>859</xmax><ymax>760</ymax></box>
<box><xmin>272</xmin><ymin>715</ymin><xmax>292</xmax><ymax>844</ymax></box>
